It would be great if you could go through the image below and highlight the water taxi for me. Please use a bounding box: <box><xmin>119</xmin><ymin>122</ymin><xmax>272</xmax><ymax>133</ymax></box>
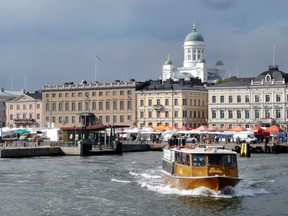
<box><xmin>161</xmin><ymin>145</ymin><xmax>241</xmax><ymax>191</ymax></box>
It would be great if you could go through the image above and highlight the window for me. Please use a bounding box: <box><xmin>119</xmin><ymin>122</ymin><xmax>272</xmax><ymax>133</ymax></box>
<box><xmin>245</xmin><ymin>109</ymin><xmax>250</xmax><ymax>119</ymax></box>
<box><xmin>127</xmin><ymin>115</ymin><xmax>131</xmax><ymax>121</ymax></box>
<box><xmin>9</xmin><ymin>105</ymin><xmax>13</xmax><ymax>110</ymax></box>
<box><xmin>212</xmin><ymin>110</ymin><xmax>216</xmax><ymax>119</ymax></box>
<box><xmin>106</xmin><ymin>101</ymin><xmax>110</xmax><ymax>110</ymax></box>
<box><xmin>127</xmin><ymin>100</ymin><xmax>132</xmax><ymax>110</ymax></box>
<box><xmin>78</xmin><ymin>102</ymin><xmax>82</xmax><ymax>111</ymax></box>
<box><xmin>59</xmin><ymin>102</ymin><xmax>63</xmax><ymax>111</ymax></box>
<box><xmin>23</xmin><ymin>104</ymin><xmax>26</xmax><ymax>110</ymax></box>
<box><xmin>245</xmin><ymin>95</ymin><xmax>249</xmax><ymax>103</ymax></box>
<box><xmin>148</xmin><ymin>99</ymin><xmax>152</xmax><ymax>106</ymax></box>
<box><xmin>37</xmin><ymin>113</ymin><xmax>40</xmax><ymax>120</ymax></box>
<box><xmin>255</xmin><ymin>95</ymin><xmax>260</xmax><ymax>102</ymax></box>
<box><xmin>165</xmin><ymin>99</ymin><xmax>169</xmax><ymax>106</ymax></box>
<box><xmin>99</xmin><ymin>91</ymin><xmax>103</xmax><ymax>96</ymax></box>
<box><xmin>72</xmin><ymin>116</ymin><xmax>75</xmax><ymax>123</ymax></box>
<box><xmin>140</xmin><ymin>111</ymin><xmax>144</xmax><ymax>118</ymax></box>
<box><xmin>52</xmin><ymin>103</ymin><xmax>56</xmax><ymax>111</ymax></box>
<box><xmin>37</xmin><ymin>104</ymin><xmax>40</xmax><ymax>109</ymax></box>
<box><xmin>140</xmin><ymin>100</ymin><xmax>144</xmax><ymax>106</ymax></box>
<box><xmin>113</xmin><ymin>100</ymin><xmax>117</xmax><ymax>110</ymax></box>
<box><xmin>276</xmin><ymin>95</ymin><xmax>281</xmax><ymax>102</ymax></box>
<box><xmin>65</xmin><ymin>116</ymin><xmax>69</xmax><ymax>124</ymax></box>
<box><xmin>92</xmin><ymin>101</ymin><xmax>96</xmax><ymax>111</ymax></box>
<box><xmin>265</xmin><ymin>95</ymin><xmax>270</xmax><ymax>102</ymax></box>
<box><xmin>192</xmin><ymin>154</ymin><xmax>206</xmax><ymax>166</ymax></box>
<box><xmin>157</xmin><ymin>99</ymin><xmax>160</xmax><ymax>106</ymax></box>
<box><xmin>45</xmin><ymin>103</ymin><xmax>49</xmax><ymax>111</ymax></box>
<box><xmin>92</xmin><ymin>92</ymin><xmax>96</xmax><ymax>96</ymax></box>
<box><xmin>208</xmin><ymin>155</ymin><xmax>223</xmax><ymax>166</ymax></box>
<box><xmin>113</xmin><ymin>115</ymin><xmax>117</xmax><ymax>124</ymax></box>
<box><xmin>72</xmin><ymin>92</ymin><xmax>75</xmax><ymax>97</ymax></box>
<box><xmin>10</xmin><ymin>114</ymin><xmax>13</xmax><ymax>120</ymax></box>
<box><xmin>182</xmin><ymin>98</ymin><xmax>187</xmax><ymax>106</ymax></box>
<box><xmin>17</xmin><ymin>105</ymin><xmax>20</xmax><ymax>110</ymax></box>
<box><xmin>65</xmin><ymin>102</ymin><xmax>69</xmax><ymax>111</ymax></box>
<box><xmin>225</xmin><ymin>155</ymin><xmax>237</xmax><ymax>167</ymax></box>
<box><xmin>276</xmin><ymin>109</ymin><xmax>281</xmax><ymax>118</ymax></box>
<box><xmin>127</xmin><ymin>90</ymin><xmax>132</xmax><ymax>95</ymax></box>
<box><xmin>106</xmin><ymin>91</ymin><xmax>110</xmax><ymax>96</ymax></box>
<box><xmin>228</xmin><ymin>96</ymin><xmax>233</xmax><ymax>103</ymax></box>
<box><xmin>220</xmin><ymin>109</ymin><xmax>224</xmax><ymax>119</ymax></box>
<box><xmin>255</xmin><ymin>109</ymin><xmax>260</xmax><ymax>119</ymax></box>
<box><xmin>174</xmin><ymin>99</ymin><xmax>178</xmax><ymax>106</ymax></box>
<box><xmin>220</xmin><ymin>96</ymin><xmax>224</xmax><ymax>103</ymax></box>
<box><xmin>212</xmin><ymin>96</ymin><xmax>216</xmax><ymax>103</ymax></box>
<box><xmin>120</xmin><ymin>115</ymin><xmax>124</xmax><ymax>123</ymax></box>
<box><xmin>174</xmin><ymin>111</ymin><xmax>178</xmax><ymax>118</ymax></box>
<box><xmin>113</xmin><ymin>91</ymin><xmax>117</xmax><ymax>96</ymax></box>
<box><xmin>78</xmin><ymin>92</ymin><xmax>82</xmax><ymax>97</ymax></box>
<box><xmin>29</xmin><ymin>104</ymin><xmax>33</xmax><ymax>110</ymax></box>
<box><xmin>228</xmin><ymin>109</ymin><xmax>233</xmax><ymax>119</ymax></box>
<box><xmin>120</xmin><ymin>91</ymin><xmax>124</xmax><ymax>95</ymax></box>
<box><xmin>237</xmin><ymin>109</ymin><xmax>241</xmax><ymax>119</ymax></box>
<box><xmin>157</xmin><ymin>111</ymin><xmax>160</xmax><ymax>118</ymax></box>
<box><xmin>165</xmin><ymin>111</ymin><xmax>169</xmax><ymax>118</ymax></box>
<box><xmin>72</xmin><ymin>102</ymin><xmax>76</xmax><ymax>111</ymax></box>
<box><xmin>265</xmin><ymin>109</ymin><xmax>270</xmax><ymax>118</ymax></box>
<box><xmin>237</xmin><ymin>95</ymin><xmax>241</xmax><ymax>103</ymax></box>
<box><xmin>148</xmin><ymin>111</ymin><xmax>152</xmax><ymax>118</ymax></box>
<box><xmin>99</xmin><ymin>101</ymin><xmax>103</xmax><ymax>110</ymax></box>
<box><xmin>106</xmin><ymin>115</ymin><xmax>110</xmax><ymax>123</ymax></box>
<box><xmin>183</xmin><ymin>110</ymin><xmax>187</xmax><ymax>118</ymax></box>
<box><xmin>120</xmin><ymin>101</ymin><xmax>124</xmax><ymax>110</ymax></box>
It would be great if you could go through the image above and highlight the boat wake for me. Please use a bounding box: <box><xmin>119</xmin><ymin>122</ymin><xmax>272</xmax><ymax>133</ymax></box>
<box><xmin>129</xmin><ymin>167</ymin><xmax>269</xmax><ymax>198</ymax></box>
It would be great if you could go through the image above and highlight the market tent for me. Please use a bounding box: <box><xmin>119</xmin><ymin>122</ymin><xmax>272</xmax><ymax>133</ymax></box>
<box><xmin>251</xmin><ymin>125</ymin><xmax>264</xmax><ymax>133</ymax></box>
<box><xmin>13</xmin><ymin>129</ymin><xmax>29</xmax><ymax>135</ymax></box>
<box><xmin>195</xmin><ymin>125</ymin><xmax>208</xmax><ymax>131</ymax></box>
<box><xmin>229</xmin><ymin>125</ymin><xmax>247</xmax><ymax>132</ymax></box>
<box><xmin>153</xmin><ymin>124</ymin><xmax>167</xmax><ymax>131</ymax></box>
<box><xmin>264</xmin><ymin>125</ymin><xmax>284</xmax><ymax>133</ymax></box>
<box><xmin>180</xmin><ymin>125</ymin><xmax>193</xmax><ymax>130</ymax></box>
<box><xmin>220</xmin><ymin>125</ymin><xmax>230</xmax><ymax>131</ymax></box>
<box><xmin>207</xmin><ymin>126</ymin><xmax>220</xmax><ymax>132</ymax></box>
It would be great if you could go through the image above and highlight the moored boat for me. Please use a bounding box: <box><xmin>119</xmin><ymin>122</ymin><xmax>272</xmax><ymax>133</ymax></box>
<box><xmin>161</xmin><ymin>145</ymin><xmax>242</xmax><ymax>191</ymax></box>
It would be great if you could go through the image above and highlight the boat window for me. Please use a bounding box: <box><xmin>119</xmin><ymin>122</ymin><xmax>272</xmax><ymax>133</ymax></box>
<box><xmin>180</xmin><ymin>153</ymin><xmax>190</xmax><ymax>166</ymax></box>
<box><xmin>175</xmin><ymin>152</ymin><xmax>181</xmax><ymax>164</ymax></box>
<box><xmin>192</xmin><ymin>154</ymin><xmax>206</xmax><ymax>166</ymax></box>
<box><xmin>208</xmin><ymin>155</ymin><xmax>223</xmax><ymax>166</ymax></box>
<box><xmin>224</xmin><ymin>154</ymin><xmax>237</xmax><ymax>167</ymax></box>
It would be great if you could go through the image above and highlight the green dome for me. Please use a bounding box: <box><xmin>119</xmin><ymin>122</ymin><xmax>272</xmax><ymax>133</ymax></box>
<box><xmin>198</xmin><ymin>58</ymin><xmax>206</xmax><ymax>63</ymax></box>
<box><xmin>164</xmin><ymin>55</ymin><xmax>173</xmax><ymax>65</ymax></box>
<box><xmin>185</xmin><ymin>24</ymin><xmax>204</xmax><ymax>42</ymax></box>
<box><xmin>216</xmin><ymin>60</ymin><xmax>224</xmax><ymax>66</ymax></box>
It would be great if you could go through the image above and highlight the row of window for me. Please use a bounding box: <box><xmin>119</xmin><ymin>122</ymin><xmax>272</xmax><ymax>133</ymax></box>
<box><xmin>212</xmin><ymin>94</ymin><xmax>282</xmax><ymax>103</ymax></box>
<box><xmin>211</xmin><ymin>109</ymin><xmax>284</xmax><ymax>119</ymax></box>
<box><xmin>45</xmin><ymin>115</ymin><xmax>132</xmax><ymax>124</ymax></box>
<box><xmin>9</xmin><ymin>104</ymin><xmax>41</xmax><ymax>110</ymax></box>
<box><xmin>139</xmin><ymin>110</ymin><xmax>205</xmax><ymax>119</ymax></box>
<box><xmin>140</xmin><ymin>98</ymin><xmax>206</xmax><ymax>107</ymax></box>
<box><xmin>45</xmin><ymin>100</ymin><xmax>132</xmax><ymax>112</ymax></box>
<box><xmin>46</xmin><ymin>90</ymin><xmax>132</xmax><ymax>98</ymax></box>
<box><xmin>185</xmin><ymin>48</ymin><xmax>204</xmax><ymax>61</ymax></box>
<box><xmin>10</xmin><ymin>113</ymin><xmax>40</xmax><ymax>120</ymax></box>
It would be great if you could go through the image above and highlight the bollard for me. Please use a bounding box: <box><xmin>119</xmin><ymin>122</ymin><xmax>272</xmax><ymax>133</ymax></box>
<box><xmin>114</xmin><ymin>141</ymin><xmax>123</xmax><ymax>155</ymax></box>
<box><xmin>240</xmin><ymin>143</ymin><xmax>251</xmax><ymax>157</ymax></box>
<box><xmin>80</xmin><ymin>142</ymin><xmax>92</xmax><ymax>156</ymax></box>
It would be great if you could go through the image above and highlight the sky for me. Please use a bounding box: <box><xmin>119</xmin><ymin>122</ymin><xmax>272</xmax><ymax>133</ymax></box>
<box><xmin>0</xmin><ymin>0</ymin><xmax>288</xmax><ymax>91</ymax></box>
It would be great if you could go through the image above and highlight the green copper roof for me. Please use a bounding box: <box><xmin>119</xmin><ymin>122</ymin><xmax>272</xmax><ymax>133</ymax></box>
<box><xmin>216</xmin><ymin>60</ymin><xmax>224</xmax><ymax>66</ymax></box>
<box><xmin>185</xmin><ymin>24</ymin><xmax>204</xmax><ymax>42</ymax></box>
<box><xmin>164</xmin><ymin>55</ymin><xmax>173</xmax><ymax>65</ymax></box>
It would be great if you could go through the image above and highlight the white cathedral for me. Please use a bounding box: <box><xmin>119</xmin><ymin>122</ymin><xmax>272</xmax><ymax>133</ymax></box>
<box><xmin>162</xmin><ymin>24</ymin><xmax>225</xmax><ymax>83</ymax></box>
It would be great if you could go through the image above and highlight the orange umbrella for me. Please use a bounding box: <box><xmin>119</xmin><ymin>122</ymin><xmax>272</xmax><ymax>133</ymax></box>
<box><xmin>264</xmin><ymin>125</ymin><xmax>283</xmax><ymax>133</ymax></box>
<box><xmin>229</xmin><ymin>125</ymin><xmax>247</xmax><ymax>132</ymax></box>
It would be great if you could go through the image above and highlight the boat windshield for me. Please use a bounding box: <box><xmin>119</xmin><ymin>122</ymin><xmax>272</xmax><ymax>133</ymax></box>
<box><xmin>224</xmin><ymin>154</ymin><xmax>237</xmax><ymax>167</ymax></box>
<box><xmin>192</xmin><ymin>154</ymin><xmax>206</xmax><ymax>166</ymax></box>
<box><xmin>208</xmin><ymin>155</ymin><xmax>223</xmax><ymax>166</ymax></box>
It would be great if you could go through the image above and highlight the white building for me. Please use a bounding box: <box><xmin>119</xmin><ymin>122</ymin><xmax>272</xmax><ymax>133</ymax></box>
<box><xmin>162</xmin><ymin>23</ymin><xmax>225</xmax><ymax>84</ymax></box>
<box><xmin>207</xmin><ymin>66</ymin><xmax>288</xmax><ymax>129</ymax></box>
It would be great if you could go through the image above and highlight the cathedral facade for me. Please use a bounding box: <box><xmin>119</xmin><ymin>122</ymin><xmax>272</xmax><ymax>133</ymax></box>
<box><xmin>162</xmin><ymin>24</ymin><xmax>225</xmax><ymax>83</ymax></box>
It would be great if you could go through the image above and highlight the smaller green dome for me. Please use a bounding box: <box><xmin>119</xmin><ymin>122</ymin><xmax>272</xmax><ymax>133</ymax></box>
<box><xmin>164</xmin><ymin>55</ymin><xmax>173</xmax><ymax>65</ymax></box>
<box><xmin>198</xmin><ymin>58</ymin><xmax>206</xmax><ymax>63</ymax></box>
<box><xmin>216</xmin><ymin>60</ymin><xmax>224</xmax><ymax>66</ymax></box>
<box><xmin>185</xmin><ymin>24</ymin><xmax>204</xmax><ymax>42</ymax></box>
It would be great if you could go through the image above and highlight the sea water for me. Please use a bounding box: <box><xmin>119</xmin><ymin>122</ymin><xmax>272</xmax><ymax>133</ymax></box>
<box><xmin>0</xmin><ymin>152</ymin><xmax>287</xmax><ymax>216</ymax></box>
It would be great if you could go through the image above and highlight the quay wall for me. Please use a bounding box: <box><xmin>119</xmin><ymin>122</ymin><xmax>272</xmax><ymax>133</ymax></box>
<box><xmin>0</xmin><ymin>147</ymin><xmax>65</xmax><ymax>158</ymax></box>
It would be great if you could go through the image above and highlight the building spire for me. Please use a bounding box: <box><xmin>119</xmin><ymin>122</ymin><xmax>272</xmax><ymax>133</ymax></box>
<box><xmin>193</xmin><ymin>21</ymin><xmax>196</xmax><ymax>32</ymax></box>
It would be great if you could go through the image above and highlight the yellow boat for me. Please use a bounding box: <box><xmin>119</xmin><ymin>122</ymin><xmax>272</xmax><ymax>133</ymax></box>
<box><xmin>161</xmin><ymin>145</ymin><xmax>242</xmax><ymax>191</ymax></box>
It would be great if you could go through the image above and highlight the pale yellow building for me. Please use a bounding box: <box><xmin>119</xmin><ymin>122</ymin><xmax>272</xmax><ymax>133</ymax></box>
<box><xmin>41</xmin><ymin>80</ymin><xmax>139</xmax><ymax>128</ymax></box>
<box><xmin>135</xmin><ymin>79</ymin><xmax>208</xmax><ymax>128</ymax></box>
<box><xmin>6</xmin><ymin>91</ymin><xmax>42</xmax><ymax>128</ymax></box>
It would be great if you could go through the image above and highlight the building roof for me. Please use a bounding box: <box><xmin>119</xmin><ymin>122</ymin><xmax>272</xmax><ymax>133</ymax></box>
<box><xmin>254</xmin><ymin>65</ymin><xmax>288</xmax><ymax>82</ymax></box>
<box><xmin>185</xmin><ymin>24</ymin><xmax>204</xmax><ymax>42</ymax></box>
<box><xmin>209</xmin><ymin>77</ymin><xmax>253</xmax><ymax>88</ymax></box>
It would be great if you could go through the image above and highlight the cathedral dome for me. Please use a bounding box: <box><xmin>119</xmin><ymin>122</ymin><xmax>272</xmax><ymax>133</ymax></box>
<box><xmin>215</xmin><ymin>60</ymin><xmax>224</xmax><ymax>66</ymax></box>
<box><xmin>185</xmin><ymin>24</ymin><xmax>204</xmax><ymax>42</ymax></box>
<box><xmin>164</xmin><ymin>55</ymin><xmax>173</xmax><ymax>65</ymax></box>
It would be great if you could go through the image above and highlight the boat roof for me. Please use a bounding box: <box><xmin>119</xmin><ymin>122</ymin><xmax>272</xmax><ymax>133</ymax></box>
<box><xmin>167</xmin><ymin>146</ymin><xmax>237</xmax><ymax>154</ymax></box>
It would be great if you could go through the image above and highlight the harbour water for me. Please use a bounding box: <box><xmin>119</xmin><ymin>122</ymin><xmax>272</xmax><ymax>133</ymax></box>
<box><xmin>0</xmin><ymin>152</ymin><xmax>287</xmax><ymax>216</ymax></box>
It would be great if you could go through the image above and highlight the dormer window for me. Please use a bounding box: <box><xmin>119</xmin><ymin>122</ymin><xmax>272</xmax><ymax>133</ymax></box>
<box><xmin>265</xmin><ymin>74</ymin><xmax>272</xmax><ymax>82</ymax></box>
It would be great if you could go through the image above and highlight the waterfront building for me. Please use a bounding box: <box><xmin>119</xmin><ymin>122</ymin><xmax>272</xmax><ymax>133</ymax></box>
<box><xmin>0</xmin><ymin>88</ymin><xmax>22</xmax><ymax>128</ymax></box>
<box><xmin>41</xmin><ymin>80</ymin><xmax>140</xmax><ymax>128</ymax></box>
<box><xmin>207</xmin><ymin>66</ymin><xmax>288</xmax><ymax>129</ymax></box>
<box><xmin>135</xmin><ymin>78</ymin><xmax>208</xmax><ymax>128</ymax></box>
<box><xmin>5</xmin><ymin>90</ymin><xmax>42</xmax><ymax>128</ymax></box>
<box><xmin>162</xmin><ymin>23</ymin><xmax>225</xmax><ymax>84</ymax></box>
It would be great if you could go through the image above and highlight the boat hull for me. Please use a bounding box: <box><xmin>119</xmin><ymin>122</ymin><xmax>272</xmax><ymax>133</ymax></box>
<box><xmin>161</xmin><ymin>170</ymin><xmax>241</xmax><ymax>191</ymax></box>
